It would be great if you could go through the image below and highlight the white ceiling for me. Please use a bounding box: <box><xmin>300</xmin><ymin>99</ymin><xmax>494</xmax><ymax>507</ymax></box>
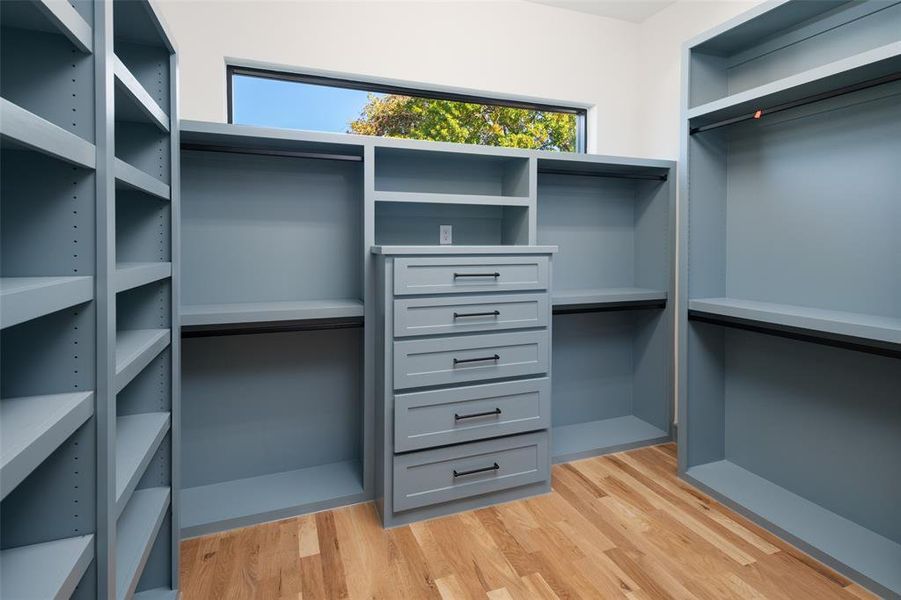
<box><xmin>527</xmin><ymin>0</ymin><xmax>677</xmax><ymax>23</ymax></box>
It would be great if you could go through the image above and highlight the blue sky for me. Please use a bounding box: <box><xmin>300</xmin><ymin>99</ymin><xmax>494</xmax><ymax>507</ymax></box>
<box><xmin>232</xmin><ymin>75</ymin><xmax>383</xmax><ymax>132</ymax></box>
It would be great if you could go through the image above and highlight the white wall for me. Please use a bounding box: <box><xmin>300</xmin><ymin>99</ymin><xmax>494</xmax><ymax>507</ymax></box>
<box><xmin>157</xmin><ymin>0</ymin><xmax>645</xmax><ymax>156</ymax></box>
<box><xmin>636</xmin><ymin>0</ymin><xmax>765</xmax><ymax>159</ymax></box>
<box><xmin>158</xmin><ymin>0</ymin><xmax>766</xmax><ymax>159</ymax></box>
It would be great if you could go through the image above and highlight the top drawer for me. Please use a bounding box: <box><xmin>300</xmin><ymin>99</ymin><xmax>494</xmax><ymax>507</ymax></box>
<box><xmin>393</xmin><ymin>256</ymin><xmax>549</xmax><ymax>296</ymax></box>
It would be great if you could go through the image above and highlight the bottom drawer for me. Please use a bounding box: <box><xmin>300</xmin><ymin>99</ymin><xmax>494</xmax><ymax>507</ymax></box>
<box><xmin>393</xmin><ymin>431</ymin><xmax>549</xmax><ymax>512</ymax></box>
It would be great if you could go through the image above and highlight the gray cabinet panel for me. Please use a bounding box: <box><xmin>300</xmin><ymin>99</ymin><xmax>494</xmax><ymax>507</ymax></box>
<box><xmin>393</xmin><ymin>293</ymin><xmax>548</xmax><ymax>337</ymax></box>
<box><xmin>393</xmin><ymin>256</ymin><xmax>548</xmax><ymax>295</ymax></box>
<box><xmin>393</xmin><ymin>330</ymin><xmax>549</xmax><ymax>390</ymax></box>
<box><xmin>393</xmin><ymin>431</ymin><xmax>548</xmax><ymax>512</ymax></box>
<box><xmin>394</xmin><ymin>378</ymin><xmax>550</xmax><ymax>452</ymax></box>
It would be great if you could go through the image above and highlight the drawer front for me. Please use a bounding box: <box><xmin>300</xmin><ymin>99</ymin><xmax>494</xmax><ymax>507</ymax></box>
<box><xmin>393</xmin><ymin>256</ymin><xmax>549</xmax><ymax>296</ymax></box>
<box><xmin>393</xmin><ymin>431</ymin><xmax>548</xmax><ymax>512</ymax></box>
<box><xmin>393</xmin><ymin>330</ymin><xmax>549</xmax><ymax>390</ymax></box>
<box><xmin>394</xmin><ymin>293</ymin><xmax>548</xmax><ymax>338</ymax></box>
<box><xmin>394</xmin><ymin>378</ymin><xmax>550</xmax><ymax>452</ymax></box>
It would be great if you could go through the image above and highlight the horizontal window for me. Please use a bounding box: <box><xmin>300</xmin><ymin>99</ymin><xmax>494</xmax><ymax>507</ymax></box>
<box><xmin>229</xmin><ymin>67</ymin><xmax>586</xmax><ymax>152</ymax></box>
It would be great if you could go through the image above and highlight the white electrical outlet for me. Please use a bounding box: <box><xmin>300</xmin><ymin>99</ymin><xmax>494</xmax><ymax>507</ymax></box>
<box><xmin>440</xmin><ymin>224</ymin><xmax>452</xmax><ymax>245</ymax></box>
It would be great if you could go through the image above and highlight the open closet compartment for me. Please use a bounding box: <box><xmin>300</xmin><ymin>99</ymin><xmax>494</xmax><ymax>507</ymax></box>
<box><xmin>373</xmin><ymin>145</ymin><xmax>532</xmax><ymax>247</ymax></box>
<box><xmin>178</xmin><ymin>122</ymin><xmax>367</xmax><ymax>537</ymax></box>
<box><xmin>179</xmin><ymin>123</ymin><xmax>365</xmax><ymax>330</ymax></box>
<box><xmin>1</xmin><ymin>2</ymin><xmax>97</xmax><ymax>598</ymax></box>
<box><xmin>536</xmin><ymin>155</ymin><xmax>675</xmax><ymax>463</ymax></box>
<box><xmin>680</xmin><ymin>2</ymin><xmax>901</xmax><ymax>597</ymax></box>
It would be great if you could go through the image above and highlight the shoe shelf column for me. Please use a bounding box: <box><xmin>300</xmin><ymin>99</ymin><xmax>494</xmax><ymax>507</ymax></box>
<box><xmin>96</xmin><ymin>0</ymin><xmax>180</xmax><ymax>598</ymax></box>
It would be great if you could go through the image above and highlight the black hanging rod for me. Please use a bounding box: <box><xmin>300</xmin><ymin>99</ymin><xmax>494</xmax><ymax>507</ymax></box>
<box><xmin>538</xmin><ymin>167</ymin><xmax>667</xmax><ymax>182</ymax></box>
<box><xmin>181</xmin><ymin>316</ymin><xmax>364</xmax><ymax>338</ymax></box>
<box><xmin>553</xmin><ymin>299</ymin><xmax>667</xmax><ymax>315</ymax></box>
<box><xmin>690</xmin><ymin>71</ymin><xmax>901</xmax><ymax>135</ymax></box>
<box><xmin>181</xmin><ymin>143</ymin><xmax>363</xmax><ymax>162</ymax></box>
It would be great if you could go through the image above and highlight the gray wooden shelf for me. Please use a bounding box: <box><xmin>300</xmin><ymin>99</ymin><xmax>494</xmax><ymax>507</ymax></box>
<box><xmin>0</xmin><ymin>391</ymin><xmax>94</xmax><ymax>500</ymax></box>
<box><xmin>687</xmin><ymin>41</ymin><xmax>901</xmax><ymax>130</ymax></box>
<box><xmin>0</xmin><ymin>0</ymin><xmax>92</xmax><ymax>53</ymax></box>
<box><xmin>372</xmin><ymin>190</ymin><xmax>530</xmax><ymax>207</ymax></box>
<box><xmin>115</xmin><ymin>329</ymin><xmax>171</xmax><ymax>394</ymax></box>
<box><xmin>0</xmin><ymin>98</ymin><xmax>95</xmax><ymax>169</ymax></box>
<box><xmin>115</xmin><ymin>262</ymin><xmax>172</xmax><ymax>294</ymax></box>
<box><xmin>0</xmin><ymin>534</ymin><xmax>94</xmax><ymax>600</ymax></box>
<box><xmin>180</xmin><ymin>298</ymin><xmax>363</xmax><ymax>327</ymax></box>
<box><xmin>115</xmin><ymin>412</ymin><xmax>171</xmax><ymax>517</ymax></box>
<box><xmin>114</xmin><ymin>158</ymin><xmax>170</xmax><ymax>200</ymax></box>
<box><xmin>113</xmin><ymin>55</ymin><xmax>169</xmax><ymax>132</ymax></box>
<box><xmin>688</xmin><ymin>297</ymin><xmax>901</xmax><ymax>348</ymax></box>
<box><xmin>116</xmin><ymin>487</ymin><xmax>170</xmax><ymax>600</ymax></box>
<box><xmin>686</xmin><ymin>460</ymin><xmax>901</xmax><ymax>597</ymax></box>
<box><xmin>133</xmin><ymin>588</ymin><xmax>179</xmax><ymax>600</ymax></box>
<box><xmin>181</xmin><ymin>460</ymin><xmax>364</xmax><ymax>537</ymax></box>
<box><xmin>553</xmin><ymin>287</ymin><xmax>667</xmax><ymax>310</ymax></box>
<box><xmin>0</xmin><ymin>276</ymin><xmax>93</xmax><ymax>329</ymax></box>
<box><xmin>371</xmin><ymin>245</ymin><xmax>558</xmax><ymax>255</ymax></box>
<box><xmin>552</xmin><ymin>415</ymin><xmax>670</xmax><ymax>463</ymax></box>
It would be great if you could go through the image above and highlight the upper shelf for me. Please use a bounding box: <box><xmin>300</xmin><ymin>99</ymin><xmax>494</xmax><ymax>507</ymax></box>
<box><xmin>0</xmin><ymin>0</ymin><xmax>92</xmax><ymax>53</ymax></box>
<box><xmin>0</xmin><ymin>391</ymin><xmax>94</xmax><ymax>500</ymax></box>
<box><xmin>537</xmin><ymin>155</ymin><xmax>671</xmax><ymax>181</ymax></box>
<box><xmin>372</xmin><ymin>190</ymin><xmax>530</xmax><ymax>208</ymax></box>
<box><xmin>114</xmin><ymin>56</ymin><xmax>169</xmax><ymax>132</ymax></box>
<box><xmin>0</xmin><ymin>276</ymin><xmax>93</xmax><ymax>329</ymax></box>
<box><xmin>688</xmin><ymin>297</ymin><xmax>901</xmax><ymax>349</ymax></box>
<box><xmin>114</xmin><ymin>158</ymin><xmax>170</xmax><ymax>200</ymax></box>
<box><xmin>553</xmin><ymin>287</ymin><xmax>667</xmax><ymax>311</ymax></box>
<box><xmin>0</xmin><ymin>534</ymin><xmax>94</xmax><ymax>600</ymax></box>
<box><xmin>688</xmin><ymin>41</ymin><xmax>901</xmax><ymax>131</ymax></box>
<box><xmin>180</xmin><ymin>299</ymin><xmax>363</xmax><ymax>328</ymax></box>
<box><xmin>0</xmin><ymin>99</ymin><xmax>95</xmax><ymax>169</ymax></box>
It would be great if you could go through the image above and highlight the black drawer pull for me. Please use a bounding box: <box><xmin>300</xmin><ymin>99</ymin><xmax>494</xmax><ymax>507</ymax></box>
<box><xmin>453</xmin><ymin>354</ymin><xmax>500</xmax><ymax>366</ymax></box>
<box><xmin>453</xmin><ymin>272</ymin><xmax>500</xmax><ymax>279</ymax></box>
<box><xmin>455</xmin><ymin>408</ymin><xmax>502</xmax><ymax>421</ymax></box>
<box><xmin>453</xmin><ymin>310</ymin><xmax>500</xmax><ymax>319</ymax></box>
<box><xmin>453</xmin><ymin>462</ymin><xmax>500</xmax><ymax>478</ymax></box>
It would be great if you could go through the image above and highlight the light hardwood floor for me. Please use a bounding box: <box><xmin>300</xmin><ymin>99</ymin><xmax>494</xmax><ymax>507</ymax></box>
<box><xmin>180</xmin><ymin>444</ymin><xmax>877</xmax><ymax>599</ymax></box>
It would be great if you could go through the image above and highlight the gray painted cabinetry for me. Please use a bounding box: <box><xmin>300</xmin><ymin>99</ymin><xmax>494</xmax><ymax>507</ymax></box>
<box><xmin>177</xmin><ymin>121</ymin><xmax>675</xmax><ymax>536</ymax></box>
<box><xmin>679</xmin><ymin>2</ymin><xmax>901</xmax><ymax>597</ymax></box>
<box><xmin>1</xmin><ymin>1</ymin><xmax>180</xmax><ymax>598</ymax></box>
<box><xmin>374</xmin><ymin>247</ymin><xmax>556</xmax><ymax>526</ymax></box>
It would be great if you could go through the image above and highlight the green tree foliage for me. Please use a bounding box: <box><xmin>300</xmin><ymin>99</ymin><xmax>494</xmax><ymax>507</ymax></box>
<box><xmin>349</xmin><ymin>94</ymin><xmax>576</xmax><ymax>151</ymax></box>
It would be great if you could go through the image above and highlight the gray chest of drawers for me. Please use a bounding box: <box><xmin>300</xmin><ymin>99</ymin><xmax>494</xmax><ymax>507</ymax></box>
<box><xmin>372</xmin><ymin>246</ymin><xmax>557</xmax><ymax>526</ymax></box>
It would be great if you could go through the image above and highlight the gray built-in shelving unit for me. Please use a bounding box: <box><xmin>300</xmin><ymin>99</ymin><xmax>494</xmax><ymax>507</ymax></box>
<box><xmin>177</xmin><ymin>121</ymin><xmax>675</xmax><ymax>536</ymax></box>
<box><xmin>0</xmin><ymin>0</ymin><xmax>180</xmax><ymax>598</ymax></box>
<box><xmin>679</xmin><ymin>1</ymin><xmax>901</xmax><ymax>598</ymax></box>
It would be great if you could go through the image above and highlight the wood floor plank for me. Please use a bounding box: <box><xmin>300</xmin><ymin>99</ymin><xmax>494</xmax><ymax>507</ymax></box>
<box><xmin>316</xmin><ymin>511</ymin><xmax>349</xmax><ymax>599</ymax></box>
<box><xmin>474</xmin><ymin>507</ymin><xmax>537</xmax><ymax>578</ymax></box>
<box><xmin>180</xmin><ymin>444</ymin><xmax>880</xmax><ymax>600</ymax></box>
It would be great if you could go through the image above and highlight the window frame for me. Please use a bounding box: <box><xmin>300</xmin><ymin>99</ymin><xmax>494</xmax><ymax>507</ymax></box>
<box><xmin>227</xmin><ymin>65</ymin><xmax>588</xmax><ymax>153</ymax></box>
